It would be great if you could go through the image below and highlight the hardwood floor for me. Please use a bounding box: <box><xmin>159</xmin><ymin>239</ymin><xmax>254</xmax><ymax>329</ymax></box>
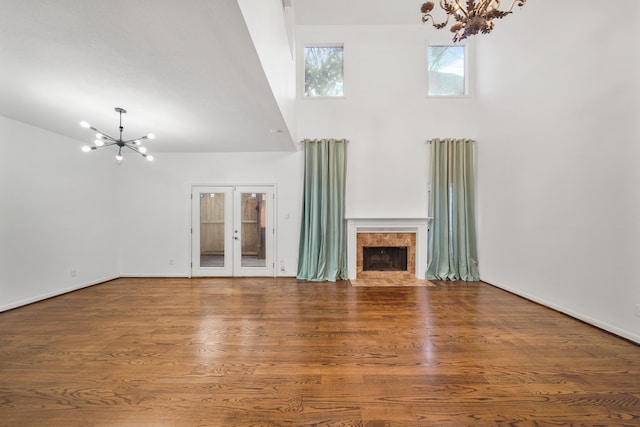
<box><xmin>1</xmin><ymin>278</ymin><xmax>639</xmax><ymax>426</ymax></box>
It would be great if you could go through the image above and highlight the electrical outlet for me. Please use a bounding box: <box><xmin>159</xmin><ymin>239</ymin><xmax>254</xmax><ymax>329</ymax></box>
<box><xmin>70</xmin><ymin>269</ymin><xmax>77</xmax><ymax>277</ymax></box>
<box><xmin>169</xmin><ymin>259</ymin><xmax>174</xmax><ymax>266</ymax></box>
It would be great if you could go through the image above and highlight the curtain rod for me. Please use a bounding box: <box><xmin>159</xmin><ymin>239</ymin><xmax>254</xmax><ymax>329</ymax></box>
<box><xmin>299</xmin><ymin>139</ymin><xmax>349</xmax><ymax>143</ymax></box>
<box><xmin>426</xmin><ymin>138</ymin><xmax>476</xmax><ymax>144</ymax></box>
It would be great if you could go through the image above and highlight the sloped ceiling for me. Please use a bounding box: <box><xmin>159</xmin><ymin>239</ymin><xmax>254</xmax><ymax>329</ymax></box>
<box><xmin>0</xmin><ymin>0</ymin><xmax>295</xmax><ymax>152</ymax></box>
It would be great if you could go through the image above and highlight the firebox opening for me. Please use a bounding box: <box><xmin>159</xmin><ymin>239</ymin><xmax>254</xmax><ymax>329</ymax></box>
<box><xmin>363</xmin><ymin>246</ymin><xmax>408</xmax><ymax>272</ymax></box>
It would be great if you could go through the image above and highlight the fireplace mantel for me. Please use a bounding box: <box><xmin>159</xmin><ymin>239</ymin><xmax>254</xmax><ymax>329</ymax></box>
<box><xmin>346</xmin><ymin>218</ymin><xmax>430</xmax><ymax>280</ymax></box>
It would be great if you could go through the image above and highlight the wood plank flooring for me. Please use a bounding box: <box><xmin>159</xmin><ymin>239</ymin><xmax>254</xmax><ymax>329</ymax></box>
<box><xmin>349</xmin><ymin>278</ymin><xmax>435</xmax><ymax>287</ymax></box>
<box><xmin>1</xmin><ymin>277</ymin><xmax>639</xmax><ymax>426</ymax></box>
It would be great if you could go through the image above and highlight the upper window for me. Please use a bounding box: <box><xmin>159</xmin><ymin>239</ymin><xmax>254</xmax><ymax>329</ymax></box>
<box><xmin>427</xmin><ymin>45</ymin><xmax>467</xmax><ymax>97</ymax></box>
<box><xmin>304</xmin><ymin>44</ymin><xmax>344</xmax><ymax>98</ymax></box>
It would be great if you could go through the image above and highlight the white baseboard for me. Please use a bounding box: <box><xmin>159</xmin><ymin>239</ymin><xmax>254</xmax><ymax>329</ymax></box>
<box><xmin>0</xmin><ymin>274</ymin><xmax>120</xmax><ymax>312</ymax></box>
<box><xmin>277</xmin><ymin>272</ymin><xmax>297</xmax><ymax>278</ymax></box>
<box><xmin>483</xmin><ymin>278</ymin><xmax>640</xmax><ymax>345</ymax></box>
<box><xmin>119</xmin><ymin>274</ymin><xmax>189</xmax><ymax>278</ymax></box>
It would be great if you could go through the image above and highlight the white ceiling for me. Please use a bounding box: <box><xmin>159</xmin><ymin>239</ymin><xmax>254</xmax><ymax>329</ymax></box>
<box><xmin>0</xmin><ymin>0</ymin><xmax>425</xmax><ymax>153</ymax></box>
<box><xmin>0</xmin><ymin>0</ymin><xmax>296</xmax><ymax>153</ymax></box>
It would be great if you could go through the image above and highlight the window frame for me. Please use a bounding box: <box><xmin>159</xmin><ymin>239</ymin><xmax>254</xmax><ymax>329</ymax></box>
<box><xmin>302</xmin><ymin>42</ymin><xmax>345</xmax><ymax>99</ymax></box>
<box><xmin>426</xmin><ymin>41</ymin><xmax>472</xmax><ymax>98</ymax></box>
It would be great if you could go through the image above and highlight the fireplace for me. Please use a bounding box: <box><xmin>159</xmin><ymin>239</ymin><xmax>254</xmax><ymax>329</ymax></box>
<box><xmin>346</xmin><ymin>218</ymin><xmax>429</xmax><ymax>280</ymax></box>
<box><xmin>356</xmin><ymin>232</ymin><xmax>416</xmax><ymax>280</ymax></box>
<box><xmin>363</xmin><ymin>246</ymin><xmax>408</xmax><ymax>271</ymax></box>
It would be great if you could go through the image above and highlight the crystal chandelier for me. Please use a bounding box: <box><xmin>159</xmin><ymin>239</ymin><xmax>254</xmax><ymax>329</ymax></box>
<box><xmin>81</xmin><ymin>107</ymin><xmax>154</xmax><ymax>162</ymax></box>
<box><xmin>421</xmin><ymin>0</ymin><xmax>527</xmax><ymax>43</ymax></box>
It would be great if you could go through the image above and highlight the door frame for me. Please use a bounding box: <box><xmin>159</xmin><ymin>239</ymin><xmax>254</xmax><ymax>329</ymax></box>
<box><xmin>190</xmin><ymin>184</ymin><xmax>276</xmax><ymax>277</ymax></box>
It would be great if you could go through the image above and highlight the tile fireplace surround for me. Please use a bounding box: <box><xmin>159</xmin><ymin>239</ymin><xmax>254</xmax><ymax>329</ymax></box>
<box><xmin>346</xmin><ymin>218</ymin><xmax>429</xmax><ymax>281</ymax></box>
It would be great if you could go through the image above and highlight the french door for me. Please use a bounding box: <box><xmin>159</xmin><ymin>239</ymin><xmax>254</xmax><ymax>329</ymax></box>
<box><xmin>191</xmin><ymin>186</ymin><xmax>274</xmax><ymax>277</ymax></box>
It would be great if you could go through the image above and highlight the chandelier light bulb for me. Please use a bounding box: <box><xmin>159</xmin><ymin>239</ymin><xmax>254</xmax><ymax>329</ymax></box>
<box><xmin>134</xmin><ymin>139</ymin><xmax>141</xmax><ymax>145</ymax></box>
<box><xmin>81</xmin><ymin>145</ymin><xmax>91</xmax><ymax>152</ymax></box>
<box><xmin>139</xmin><ymin>147</ymin><xmax>147</xmax><ymax>153</ymax></box>
<box><xmin>147</xmin><ymin>133</ymin><xmax>155</xmax><ymax>140</ymax></box>
<box><xmin>146</xmin><ymin>155</ymin><xmax>154</xmax><ymax>162</ymax></box>
<box><xmin>80</xmin><ymin>121</ymin><xmax>90</xmax><ymax>129</ymax></box>
<box><xmin>94</xmin><ymin>139</ymin><xmax>104</xmax><ymax>147</ymax></box>
<box><xmin>116</xmin><ymin>154</ymin><xmax>123</xmax><ymax>161</ymax></box>
<box><xmin>96</xmin><ymin>133</ymin><xmax>103</xmax><ymax>139</ymax></box>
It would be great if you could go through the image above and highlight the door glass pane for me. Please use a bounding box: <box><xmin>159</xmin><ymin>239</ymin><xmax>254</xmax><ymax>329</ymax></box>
<box><xmin>200</xmin><ymin>192</ymin><xmax>225</xmax><ymax>267</ymax></box>
<box><xmin>241</xmin><ymin>192</ymin><xmax>266</xmax><ymax>267</ymax></box>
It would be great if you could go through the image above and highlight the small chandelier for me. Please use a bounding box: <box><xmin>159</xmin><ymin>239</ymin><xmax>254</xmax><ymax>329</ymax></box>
<box><xmin>421</xmin><ymin>0</ymin><xmax>527</xmax><ymax>43</ymax></box>
<box><xmin>81</xmin><ymin>107</ymin><xmax>154</xmax><ymax>162</ymax></box>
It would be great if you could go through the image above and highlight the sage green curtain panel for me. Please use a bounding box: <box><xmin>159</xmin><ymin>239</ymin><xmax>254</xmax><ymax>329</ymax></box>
<box><xmin>426</xmin><ymin>138</ymin><xmax>479</xmax><ymax>281</ymax></box>
<box><xmin>297</xmin><ymin>139</ymin><xmax>348</xmax><ymax>281</ymax></box>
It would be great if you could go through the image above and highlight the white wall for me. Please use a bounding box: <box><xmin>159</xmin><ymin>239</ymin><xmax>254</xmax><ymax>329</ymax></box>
<box><xmin>0</xmin><ymin>116</ymin><xmax>119</xmax><ymax>311</ymax></box>
<box><xmin>296</xmin><ymin>1</ymin><xmax>640</xmax><ymax>342</ymax></box>
<box><xmin>116</xmin><ymin>151</ymin><xmax>304</xmax><ymax>277</ymax></box>
<box><xmin>296</xmin><ymin>25</ymin><xmax>482</xmax><ymax>219</ymax></box>
<box><xmin>475</xmin><ymin>1</ymin><xmax>640</xmax><ymax>342</ymax></box>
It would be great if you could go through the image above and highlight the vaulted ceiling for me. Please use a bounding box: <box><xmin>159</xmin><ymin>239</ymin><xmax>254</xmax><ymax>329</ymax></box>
<box><xmin>0</xmin><ymin>0</ymin><xmax>424</xmax><ymax>153</ymax></box>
